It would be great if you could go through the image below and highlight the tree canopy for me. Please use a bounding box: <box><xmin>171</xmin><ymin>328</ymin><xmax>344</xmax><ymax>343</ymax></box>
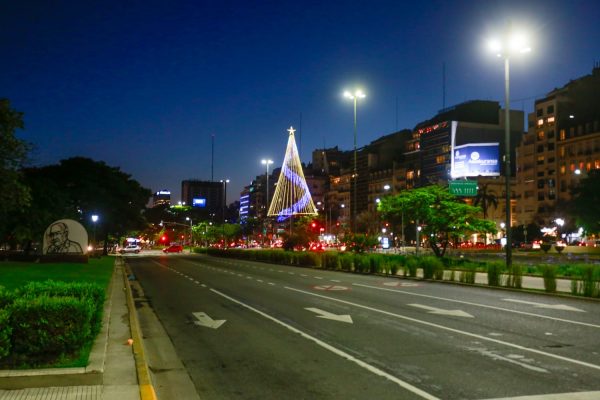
<box><xmin>0</xmin><ymin>99</ymin><xmax>31</xmax><ymax>231</ymax></box>
<box><xmin>7</xmin><ymin>157</ymin><xmax>151</xmax><ymax>252</ymax></box>
<box><xmin>378</xmin><ymin>185</ymin><xmax>497</xmax><ymax>257</ymax></box>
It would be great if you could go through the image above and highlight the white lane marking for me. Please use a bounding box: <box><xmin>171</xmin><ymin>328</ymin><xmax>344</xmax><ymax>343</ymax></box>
<box><xmin>315</xmin><ymin>276</ymin><xmax>323</xmax><ymax>280</ymax></box>
<box><xmin>301</xmin><ymin>274</ymin><xmax>308</xmax><ymax>277</ymax></box>
<box><xmin>288</xmin><ymin>272</ymin><xmax>295</xmax><ymax>275</ymax></box>
<box><xmin>408</xmin><ymin>304</ymin><xmax>474</xmax><ymax>318</ymax></box>
<box><xmin>246</xmin><ymin>276</ymin><xmax>252</xmax><ymax>279</ymax></box>
<box><xmin>468</xmin><ymin>347</ymin><xmax>548</xmax><ymax>373</ymax></box>
<box><xmin>305</xmin><ymin>307</ymin><xmax>353</xmax><ymax>324</ymax></box>
<box><xmin>209</xmin><ymin>288</ymin><xmax>438</xmax><ymax>400</ymax></box>
<box><xmin>285</xmin><ymin>286</ymin><xmax>600</xmax><ymax>372</ymax></box>
<box><xmin>201</xmin><ymin>284</ymin><xmax>207</xmax><ymax>288</ymax></box>
<box><xmin>503</xmin><ymin>299</ymin><xmax>585</xmax><ymax>312</ymax></box>
<box><xmin>257</xmin><ymin>279</ymin><xmax>264</xmax><ymax>283</ymax></box>
<box><xmin>484</xmin><ymin>390</ymin><xmax>600</xmax><ymax>399</ymax></box>
<box><xmin>330</xmin><ymin>279</ymin><xmax>341</xmax><ymax>283</ymax></box>
<box><xmin>352</xmin><ymin>283</ymin><xmax>600</xmax><ymax>329</ymax></box>
<box><xmin>194</xmin><ymin>280</ymin><xmax>200</xmax><ymax>284</ymax></box>
<box><xmin>268</xmin><ymin>283</ymin><xmax>275</xmax><ymax>286</ymax></box>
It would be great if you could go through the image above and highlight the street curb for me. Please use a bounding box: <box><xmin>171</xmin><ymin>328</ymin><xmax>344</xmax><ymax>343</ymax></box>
<box><xmin>120</xmin><ymin>257</ymin><xmax>158</xmax><ymax>400</ymax></box>
<box><xmin>0</xmin><ymin>259</ymin><xmax>117</xmax><ymax>389</ymax></box>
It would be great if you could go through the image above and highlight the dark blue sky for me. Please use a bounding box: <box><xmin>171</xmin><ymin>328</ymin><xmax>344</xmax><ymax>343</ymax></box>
<box><xmin>3</xmin><ymin>0</ymin><xmax>600</xmax><ymax>202</ymax></box>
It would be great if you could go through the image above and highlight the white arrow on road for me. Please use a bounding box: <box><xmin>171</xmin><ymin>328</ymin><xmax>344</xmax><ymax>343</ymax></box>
<box><xmin>193</xmin><ymin>312</ymin><xmax>226</xmax><ymax>329</ymax></box>
<box><xmin>305</xmin><ymin>307</ymin><xmax>353</xmax><ymax>324</ymax></box>
<box><xmin>408</xmin><ymin>304</ymin><xmax>474</xmax><ymax>318</ymax></box>
<box><xmin>503</xmin><ymin>299</ymin><xmax>585</xmax><ymax>312</ymax></box>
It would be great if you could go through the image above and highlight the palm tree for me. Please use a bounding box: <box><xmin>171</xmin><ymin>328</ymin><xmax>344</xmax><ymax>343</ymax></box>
<box><xmin>473</xmin><ymin>183</ymin><xmax>498</xmax><ymax>219</ymax></box>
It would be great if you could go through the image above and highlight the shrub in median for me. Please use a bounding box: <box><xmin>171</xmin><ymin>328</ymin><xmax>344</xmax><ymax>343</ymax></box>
<box><xmin>540</xmin><ymin>265</ymin><xmax>557</xmax><ymax>293</ymax></box>
<box><xmin>406</xmin><ymin>257</ymin><xmax>419</xmax><ymax>277</ymax></box>
<box><xmin>505</xmin><ymin>264</ymin><xmax>523</xmax><ymax>289</ymax></box>
<box><xmin>420</xmin><ymin>256</ymin><xmax>444</xmax><ymax>280</ymax></box>
<box><xmin>9</xmin><ymin>296</ymin><xmax>94</xmax><ymax>360</ymax></box>
<box><xmin>487</xmin><ymin>262</ymin><xmax>504</xmax><ymax>287</ymax></box>
<box><xmin>0</xmin><ymin>287</ymin><xmax>16</xmax><ymax>310</ymax></box>
<box><xmin>459</xmin><ymin>263</ymin><xmax>477</xmax><ymax>284</ymax></box>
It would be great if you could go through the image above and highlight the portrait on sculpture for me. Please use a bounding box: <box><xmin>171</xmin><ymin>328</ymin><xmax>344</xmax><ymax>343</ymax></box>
<box><xmin>43</xmin><ymin>219</ymin><xmax>88</xmax><ymax>255</ymax></box>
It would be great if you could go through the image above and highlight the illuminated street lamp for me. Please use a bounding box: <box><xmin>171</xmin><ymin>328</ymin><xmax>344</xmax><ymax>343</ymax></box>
<box><xmin>344</xmin><ymin>88</ymin><xmax>366</xmax><ymax>233</ymax></box>
<box><xmin>186</xmin><ymin>217</ymin><xmax>193</xmax><ymax>253</ymax></box>
<box><xmin>487</xmin><ymin>24</ymin><xmax>531</xmax><ymax>268</ymax></box>
<box><xmin>220</xmin><ymin>179</ymin><xmax>230</xmax><ymax>242</ymax></box>
<box><xmin>91</xmin><ymin>214</ymin><xmax>99</xmax><ymax>252</ymax></box>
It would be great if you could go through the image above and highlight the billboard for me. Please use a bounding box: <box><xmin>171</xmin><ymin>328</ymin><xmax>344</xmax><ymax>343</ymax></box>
<box><xmin>192</xmin><ymin>198</ymin><xmax>206</xmax><ymax>207</ymax></box>
<box><xmin>451</xmin><ymin>143</ymin><xmax>500</xmax><ymax>178</ymax></box>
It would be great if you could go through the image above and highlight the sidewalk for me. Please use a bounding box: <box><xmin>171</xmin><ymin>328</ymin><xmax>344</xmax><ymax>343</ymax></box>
<box><xmin>0</xmin><ymin>259</ymin><xmax>143</xmax><ymax>399</ymax></box>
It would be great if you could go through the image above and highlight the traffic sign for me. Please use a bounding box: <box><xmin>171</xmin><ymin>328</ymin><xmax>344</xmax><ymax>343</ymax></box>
<box><xmin>449</xmin><ymin>180</ymin><xmax>477</xmax><ymax>197</ymax></box>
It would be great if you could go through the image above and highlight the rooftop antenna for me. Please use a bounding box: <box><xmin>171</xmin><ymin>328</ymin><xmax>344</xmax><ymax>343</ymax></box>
<box><xmin>211</xmin><ymin>134</ymin><xmax>215</xmax><ymax>181</ymax></box>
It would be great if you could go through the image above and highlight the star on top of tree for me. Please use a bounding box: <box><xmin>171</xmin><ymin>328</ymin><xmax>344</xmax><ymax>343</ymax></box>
<box><xmin>287</xmin><ymin>126</ymin><xmax>296</xmax><ymax>135</ymax></box>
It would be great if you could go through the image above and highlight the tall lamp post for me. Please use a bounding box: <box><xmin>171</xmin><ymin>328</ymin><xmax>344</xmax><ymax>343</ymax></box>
<box><xmin>91</xmin><ymin>214</ymin><xmax>99</xmax><ymax>252</ymax></box>
<box><xmin>186</xmin><ymin>217</ymin><xmax>193</xmax><ymax>253</ymax></box>
<box><xmin>487</xmin><ymin>26</ymin><xmax>531</xmax><ymax>268</ymax></box>
<box><xmin>344</xmin><ymin>89</ymin><xmax>366</xmax><ymax>233</ymax></box>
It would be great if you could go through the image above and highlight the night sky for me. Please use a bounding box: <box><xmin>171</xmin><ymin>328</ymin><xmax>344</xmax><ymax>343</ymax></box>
<box><xmin>3</xmin><ymin>0</ymin><xmax>600</xmax><ymax>203</ymax></box>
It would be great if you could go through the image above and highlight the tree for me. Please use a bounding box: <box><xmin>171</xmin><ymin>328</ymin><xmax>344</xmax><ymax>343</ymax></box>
<box><xmin>571</xmin><ymin>169</ymin><xmax>600</xmax><ymax>235</ymax></box>
<box><xmin>12</xmin><ymin>157</ymin><xmax>151</xmax><ymax>253</ymax></box>
<box><xmin>0</xmin><ymin>99</ymin><xmax>31</xmax><ymax>241</ymax></box>
<box><xmin>473</xmin><ymin>183</ymin><xmax>498</xmax><ymax>219</ymax></box>
<box><xmin>378</xmin><ymin>185</ymin><xmax>497</xmax><ymax>257</ymax></box>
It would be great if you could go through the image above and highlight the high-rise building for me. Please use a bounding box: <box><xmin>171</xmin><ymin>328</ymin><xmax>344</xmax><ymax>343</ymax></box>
<box><xmin>181</xmin><ymin>180</ymin><xmax>223</xmax><ymax>216</ymax></box>
<box><xmin>515</xmin><ymin>65</ymin><xmax>600</xmax><ymax>227</ymax></box>
<box><xmin>152</xmin><ymin>190</ymin><xmax>171</xmax><ymax>207</ymax></box>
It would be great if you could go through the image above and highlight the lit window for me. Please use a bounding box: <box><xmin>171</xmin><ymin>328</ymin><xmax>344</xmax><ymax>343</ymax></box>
<box><xmin>586</xmin><ymin>162</ymin><xmax>592</xmax><ymax>171</ymax></box>
<box><xmin>560</xmin><ymin>129</ymin><xmax>566</xmax><ymax>140</ymax></box>
<box><xmin>537</xmin><ymin>119</ymin><xmax>544</xmax><ymax>126</ymax></box>
<box><xmin>595</xmin><ymin>160</ymin><xmax>600</xmax><ymax>169</ymax></box>
<box><xmin>547</xmin><ymin>116</ymin><xmax>555</xmax><ymax>124</ymax></box>
<box><xmin>537</xmin><ymin>131</ymin><xmax>545</xmax><ymax>140</ymax></box>
<box><xmin>407</xmin><ymin>170</ymin><xmax>414</xmax><ymax>180</ymax></box>
<box><xmin>537</xmin><ymin>156</ymin><xmax>545</xmax><ymax>165</ymax></box>
<box><xmin>559</xmin><ymin>146</ymin><xmax>565</xmax><ymax>157</ymax></box>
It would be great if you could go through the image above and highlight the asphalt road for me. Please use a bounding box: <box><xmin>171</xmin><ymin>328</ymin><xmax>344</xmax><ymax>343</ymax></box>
<box><xmin>126</xmin><ymin>253</ymin><xmax>600</xmax><ymax>400</ymax></box>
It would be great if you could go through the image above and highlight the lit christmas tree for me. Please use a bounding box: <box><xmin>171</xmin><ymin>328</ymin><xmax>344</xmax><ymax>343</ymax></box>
<box><xmin>268</xmin><ymin>126</ymin><xmax>318</xmax><ymax>221</ymax></box>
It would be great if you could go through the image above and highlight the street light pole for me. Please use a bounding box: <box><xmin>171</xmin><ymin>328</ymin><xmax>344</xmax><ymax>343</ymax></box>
<box><xmin>186</xmin><ymin>217</ymin><xmax>193</xmax><ymax>253</ymax></box>
<box><xmin>488</xmin><ymin>26</ymin><xmax>531</xmax><ymax>269</ymax></box>
<box><xmin>344</xmin><ymin>89</ymin><xmax>366</xmax><ymax>233</ymax></box>
<box><xmin>91</xmin><ymin>214</ymin><xmax>99</xmax><ymax>252</ymax></box>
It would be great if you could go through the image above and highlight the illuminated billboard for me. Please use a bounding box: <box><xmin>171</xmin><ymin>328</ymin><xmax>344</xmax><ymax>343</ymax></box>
<box><xmin>192</xmin><ymin>198</ymin><xmax>206</xmax><ymax>207</ymax></box>
<box><xmin>451</xmin><ymin>143</ymin><xmax>500</xmax><ymax>178</ymax></box>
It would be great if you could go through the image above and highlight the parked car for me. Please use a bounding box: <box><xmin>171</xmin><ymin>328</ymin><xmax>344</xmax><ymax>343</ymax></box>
<box><xmin>119</xmin><ymin>244</ymin><xmax>141</xmax><ymax>254</ymax></box>
<box><xmin>163</xmin><ymin>244</ymin><xmax>184</xmax><ymax>253</ymax></box>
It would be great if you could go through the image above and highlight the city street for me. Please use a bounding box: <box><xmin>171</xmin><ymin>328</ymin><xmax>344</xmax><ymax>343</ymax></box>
<box><xmin>127</xmin><ymin>254</ymin><xmax>600</xmax><ymax>400</ymax></box>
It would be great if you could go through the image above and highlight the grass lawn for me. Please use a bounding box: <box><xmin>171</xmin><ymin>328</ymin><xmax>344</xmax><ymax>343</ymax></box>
<box><xmin>0</xmin><ymin>256</ymin><xmax>115</xmax><ymax>369</ymax></box>
<box><xmin>0</xmin><ymin>256</ymin><xmax>115</xmax><ymax>291</ymax></box>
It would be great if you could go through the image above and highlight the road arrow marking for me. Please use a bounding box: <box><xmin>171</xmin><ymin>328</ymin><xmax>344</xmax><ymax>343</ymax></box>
<box><xmin>192</xmin><ymin>312</ymin><xmax>226</xmax><ymax>329</ymax></box>
<box><xmin>503</xmin><ymin>299</ymin><xmax>585</xmax><ymax>312</ymax></box>
<box><xmin>408</xmin><ymin>304</ymin><xmax>474</xmax><ymax>318</ymax></box>
<box><xmin>305</xmin><ymin>307</ymin><xmax>353</xmax><ymax>324</ymax></box>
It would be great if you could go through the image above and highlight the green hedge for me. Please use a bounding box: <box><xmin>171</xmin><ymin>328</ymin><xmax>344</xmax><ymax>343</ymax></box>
<box><xmin>9</xmin><ymin>296</ymin><xmax>94</xmax><ymax>360</ymax></box>
<box><xmin>0</xmin><ymin>310</ymin><xmax>11</xmax><ymax>358</ymax></box>
<box><xmin>0</xmin><ymin>280</ymin><xmax>105</xmax><ymax>365</ymax></box>
<box><xmin>18</xmin><ymin>280</ymin><xmax>105</xmax><ymax>335</ymax></box>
